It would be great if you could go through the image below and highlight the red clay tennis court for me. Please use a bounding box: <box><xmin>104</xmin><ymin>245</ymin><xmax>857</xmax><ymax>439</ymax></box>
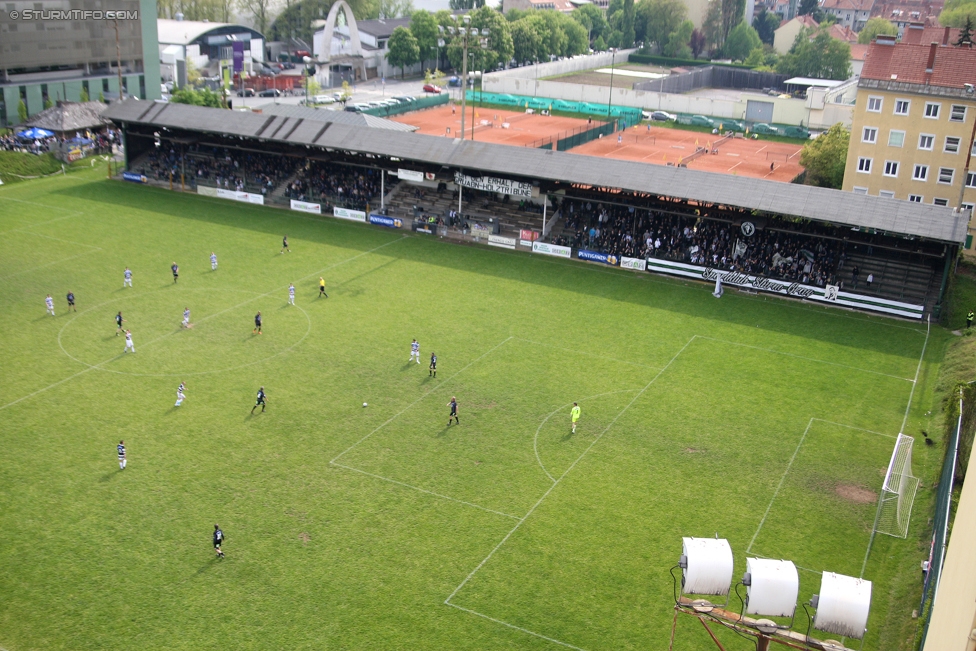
<box><xmin>392</xmin><ymin>105</ymin><xmax>804</xmax><ymax>182</ymax></box>
<box><xmin>571</xmin><ymin>124</ymin><xmax>804</xmax><ymax>182</ymax></box>
<box><xmin>390</xmin><ymin>105</ymin><xmax>595</xmax><ymax>147</ymax></box>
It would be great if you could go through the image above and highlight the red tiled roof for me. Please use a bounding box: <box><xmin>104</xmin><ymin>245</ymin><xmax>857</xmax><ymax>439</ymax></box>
<box><xmin>828</xmin><ymin>23</ymin><xmax>859</xmax><ymax>42</ymax></box>
<box><xmin>872</xmin><ymin>1</ymin><xmax>944</xmax><ymax>23</ymax></box>
<box><xmin>901</xmin><ymin>24</ymin><xmax>959</xmax><ymax>44</ymax></box>
<box><xmin>777</xmin><ymin>14</ymin><xmax>819</xmax><ymax>30</ymax></box>
<box><xmin>822</xmin><ymin>0</ymin><xmax>874</xmax><ymax>11</ymax></box>
<box><xmin>860</xmin><ymin>41</ymin><xmax>976</xmax><ymax>87</ymax></box>
<box><xmin>850</xmin><ymin>43</ymin><xmax>871</xmax><ymax>60</ymax></box>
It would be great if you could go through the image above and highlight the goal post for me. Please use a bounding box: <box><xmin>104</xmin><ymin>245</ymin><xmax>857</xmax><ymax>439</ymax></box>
<box><xmin>874</xmin><ymin>434</ymin><xmax>920</xmax><ymax>538</ymax></box>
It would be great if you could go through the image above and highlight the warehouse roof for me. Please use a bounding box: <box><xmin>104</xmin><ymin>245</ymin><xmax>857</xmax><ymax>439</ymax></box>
<box><xmin>103</xmin><ymin>100</ymin><xmax>968</xmax><ymax>243</ymax></box>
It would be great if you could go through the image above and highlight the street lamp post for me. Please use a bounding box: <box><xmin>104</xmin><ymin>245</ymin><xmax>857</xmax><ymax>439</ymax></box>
<box><xmin>607</xmin><ymin>48</ymin><xmax>617</xmax><ymax>120</ymax></box>
<box><xmin>440</xmin><ymin>16</ymin><xmax>489</xmax><ymax>141</ymax></box>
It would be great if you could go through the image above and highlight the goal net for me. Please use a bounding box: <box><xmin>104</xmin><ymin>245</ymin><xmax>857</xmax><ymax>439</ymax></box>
<box><xmin>875</xmin><ymin>434</ymin><xmax>920</xmax><ymax>538</ymax></box>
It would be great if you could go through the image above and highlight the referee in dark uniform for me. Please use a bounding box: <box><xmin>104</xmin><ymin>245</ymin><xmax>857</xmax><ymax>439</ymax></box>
<box><xmin>66</xmin><ymin>291</ymin><xmax>76</xmax><ymax>312</ymax></box>
<box><xmin>447</xmin><ymin>396</ymin><xmax>458</xmax><ymax>426</ymax></box>
<box><xmin>171</xmin><ymin>262</ymin><xmax>179</xmax><ymax>283</ymax></box>
<box><xmin>213</xmin><ymin>524</ymin><xmax>225</xmax><ymax>558</ymax></box>
<box><xmin>251</xmin><ymin>387</ymin><xmax>267</xmax><ymax>414</ymax></box>
<box><xmin>253</xmin><ymin>311</ymin><xmax>262</xmax><ymax>334</ymax></box>
<box><xmin>429</xmin><ymin>352</ymin><xmax>437</xmax><ymax>378</ymax></box>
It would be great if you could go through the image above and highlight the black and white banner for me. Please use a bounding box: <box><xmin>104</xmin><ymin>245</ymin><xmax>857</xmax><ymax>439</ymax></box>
<box><xmin>454</xmin><ymin>172</ymin><xmax>533</xmax><ymax>197</ymax></box>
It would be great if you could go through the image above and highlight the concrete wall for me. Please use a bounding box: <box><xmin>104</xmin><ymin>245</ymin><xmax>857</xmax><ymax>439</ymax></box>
<box><xmin>485</xmin><ymin>49</ymin><xmax>638</xmax><ymax>80</ymax></box>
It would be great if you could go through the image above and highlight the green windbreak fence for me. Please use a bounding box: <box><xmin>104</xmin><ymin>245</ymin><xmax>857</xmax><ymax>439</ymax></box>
<box><xmin>363</xmin><ymin>93</ymin><xmax>448</xmax><ymax>117</ymax></box>
<box><xmin>466</xmin><ymin>91</ymin><xmax>643</xmax><ymax>123</ymax></box>
<box><xmin>524</xmin><ymin>119</ymin><xmax>619</xmax><ymax>151</ymax></box>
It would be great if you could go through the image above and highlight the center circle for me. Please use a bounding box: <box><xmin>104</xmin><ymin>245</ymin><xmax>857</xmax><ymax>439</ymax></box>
<box><xmin>57</xmin><ymin>287</ymin><xmax>311</xmax><ymax>377</ymax></box>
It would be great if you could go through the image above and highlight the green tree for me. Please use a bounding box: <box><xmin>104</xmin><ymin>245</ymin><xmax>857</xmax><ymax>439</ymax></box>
<box><xmin>43</xmin><ymin>97</ymin><xmax>54</xmax><ymax>110</ymax></box>
<box><xmin>18</xmin><ymin>99</ymin><xmax>28</xmax><ymax>123</ymax></box>
<box><xmin>186</xmin><ymin>57</ymin><xmax>201</xmax><ymax>88</ymax></box>
<box><xmin>857</xmin><ymin>17</ymin><xmax>897</xmax><ymax>43</ymax></box>
<box><xmin>663</xmin><ymin>19</ymin><xmax>694</xmax><ymax>57</ymax></box>
<box><xmin>510</xmin><ymin>19</ymin><xmax>541</xmax><ymax>63</ymax></box>
<box><xmin>449</xmin><ymin>0</ymin><xmax>485</xmax><ymax>9</ymax></box>
<box><xmin>753</xmin><ymin>8</ymin><xmax>780</xmax><ymax>45</ymax></box>
<box><xmin>638</xmin><ymin>0</ymin><xmax>687</xmax><ymax>50</ymax></box>
<box><xmin>271</xmin><ymin>0</ymin><xmax>374</xmax><ymax>44</ymax></box>
<box><xmin>622</xmin><ymin>0</ymin><xmax>636</xmax><ymax>47</ymax></box>
<box><xmin>446</xmin><ymin>6</ymin><xmax>513</xmax><ymax>72</ymax></box>
<box><xmin>411</xmin><ymin>10</ymin><xmax>440</xmax><ymax>71</ymax></box>
<box><xmin>722</xmin><ymin>0</ymin><xmax>746</xmax><ymax>42</ymax></box>
<box><xmin>376</xmin><ymin>0</ymin><xmax>413</xmax><ymax>19</ymax></box>
<box><xmin>776</xmin><ymin>27</ymin><xmax>851</xmax><ymax>79</ymax></box>
<box><xmin>170</xmin><ymin>87</ymin><xmax>224</xmax><ymax>108</ymax></box>
<box><xmin>571</xmin><ymin>4</ymin><xmax>609</xmax><ymax>44</ymax></box>
<box><xmin>305</xmin><ymin>74</ymin><xmax>321</xmax><ymax>99</ymax></box>
<box><xmin>79</xmin><ymin>88</ymin><xmax>90</xmax><ymax>102</ymax></box>
<box><xmin>798</xmin><ymin>0</ymin><xmax>820</xmax><ymax>16</ymax></box>
<box><xmin>593</xmin><ymin>34</ymin><xmax>608</xmax><ymax>51</ymax></box>
<box><xmin>690</xmin><ymin>28</ymin><xmax>707</xmax><ymax>57</ymax></box>
<box><xmin>237</xmin><ymin>0</ymin><xmax>272</xmax><ymax>35</ymax></box>
<box><xmin>955</xmin><ymin>15</ymin><xmax>975</xmax><ymax>45</ymax></box>
<box><xmin>744</xmin><ymin>46</ymin><xmax>765</xmax><ymax>67</ymax></box>
<box><xmin>800</xmin><ymin>123</ymin><xmax>849</xmax><ymax>188</ymax></box>
<box><xmin>340</xmin><ymin>80</ymin><xmax>353</xmax><ymax>102</ymax></box>
<box><xmin>723</xmin><ymin>21</ymin><xmax>761</xmax><ymax>60</ymax></box>
<box><xmin>98</xmin><ymin>91</ymin><xmax>105</xmax><ymax>103</ymax></box>
<box><xmin>561</xmin><ymin>13</ymin><xmax>590</xmax><ymax>55</ymax></box>
<box><xmin>702</xmin><ymin>0</ymin><xmax>724</xmax><ymax>50</ymax></box>
<box><xmin>387</xmin><ymin>25</ymin><xmax>420</xmax><ymax>79</ymax></box>
<box><xmin>940</xmin><ymin>1</ymin><xmax>976</xmax><ymax>28</ymax></box>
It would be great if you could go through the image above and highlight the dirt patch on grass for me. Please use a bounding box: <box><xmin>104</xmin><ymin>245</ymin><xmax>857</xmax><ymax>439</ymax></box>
<box><xmin>684</xmin><ymin>447</ymin><xmax>705</xmax><ymax>454</ymax></box>
<box><xmin>835</xmin><ymin>484</ymin><xmax>877</xmax><ymax>504</ymax></box>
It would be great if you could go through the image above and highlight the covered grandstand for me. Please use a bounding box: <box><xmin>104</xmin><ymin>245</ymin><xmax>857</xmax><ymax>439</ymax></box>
<box><xmin>102</xmin><ymin>100</ymin><xmax>968</xmax><ymax>318</ymax></box>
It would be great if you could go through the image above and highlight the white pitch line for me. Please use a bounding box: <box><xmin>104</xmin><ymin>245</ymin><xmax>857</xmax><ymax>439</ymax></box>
<box><xmin>696</xmin><ymin>335</ymin><xmax>915</xmax><ymax>382</ymax></box>
<box><xmin>445</xmin><ymin>336</ymin><xmax>696</xmax><ymax>647</ymax></box>
<box><xmin>812</xmin><ymin>418</ymin><xmax>897</xmax><ymax>439</ymax></box>
<box><xmin>899</xmin><ymin>315</ymin><xmax>930</xmax><ymax>434</ymax></box>
<box><xmin>330</xmin><ymin>336</ymin><xmax>513</xmax><ymax>464</ymax></box>
<box><xmin>515</xmin><ymin>337</ymin><xmax>663</xmax><ymax>371</ymax></box>
<box><xmin>746</xmin><ymin>418</ymin><xmax>814</xmax><ymax>555</ymax></box>
<box><xmin>446</xmin><ymin>602</ymin><xmax>589</xmax><ymax>651</ymax></box>
<box><xmin>1</xmin><ymin>238</ymin><xmax>405</xmax><ymax>412</ymax></box>
<box><xmin>332</xmin><ymin>463</ymin><xmax>520</xmax><ymax>520</ymax></box>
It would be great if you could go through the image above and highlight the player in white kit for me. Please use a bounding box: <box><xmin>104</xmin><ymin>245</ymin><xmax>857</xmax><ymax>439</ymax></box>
<box><xmin>123</xmin><ymin>267</ymin><xmax>132</xmax><ymax>287</ymax></box>
<box><xmin>175</xmin><ymin>381</ymin><xmax>186</xmax><ymax>406</ymax></box>
<box><xmin>124</xmin><ymin>330</ymin><xmax>135</xmax><ymax>353</ymax></box>
<box><xmin>45</xmin><ymin>294</ymin><xmax>55</xmax><ymax>316</ymax></box>
<box><xmin>409</xmin><ymin>339</ymin><xmax>420</xmax><ymax>363</ymax></box>
<box><xmin>181</xmin><ymin>307</ymin><xmax>191</xmax><ymax>328</ymax></box>
<box><xmin>288</xmin><ymin>284</ymin><xmax>296</xmax><ymax>305</ymax></box>
<box><xmin>210</xmin><ymin>252</ymin><xmax>218</xmax><ymax>270</ymax></box>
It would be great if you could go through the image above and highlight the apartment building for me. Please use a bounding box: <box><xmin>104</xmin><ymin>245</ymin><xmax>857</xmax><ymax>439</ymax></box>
<box><xmin>842</xmin><ymin>35</ymin><xmax>976</xmax><ymax>218</ymax></box>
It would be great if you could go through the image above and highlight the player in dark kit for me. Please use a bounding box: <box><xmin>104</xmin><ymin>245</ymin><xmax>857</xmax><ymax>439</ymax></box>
<box><xmin>447</xmin><ymin>396</ymin><xmax>458</xmax><ymax>426</ymax></box>
<box><xmin>280</xmin><ymin>235</ymin><xmax>290</xmax><ymax>254</ymax></box>
<box><xmin>429</xmin><ymin>353</ymin><xmax>437</xmax><ymax>377</ymax></box>
<box><xmin>66</xmin><ymin>291</ymin><xmax>76</xmax><ymax>312</ymax></box>
<box><xmin>115</xmin><ymin>311</ymin><xmax>125</xmax><ymax>335</ymax></box>
<box><xmin>251</xmin><ymin>387</ymin><xmax>267</xmax><ymax>414</ymax></box>
<box><xmin>253</xmin><ymin>311</ymin><xmax>262</xmax><ymax>334</ymax></box>
<box><xmin>213</xmin><ymin>524</ymin><xmax>225</xmax><ymax>558</ymax></box>
<box><xmin>171</xmin><ymin>262</ymin><xmax>179</xmax><ymax>283</ymax></box>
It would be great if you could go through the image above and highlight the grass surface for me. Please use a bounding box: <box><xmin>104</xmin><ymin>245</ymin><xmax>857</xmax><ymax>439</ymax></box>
<box><xmin>0</xmin><ymin>167</ymin><xmax>950</xmax><ymax>650</ymax></box>
<box><xmin>0</xmin><ymin>151</ymin><xmax>65</xmax><ymax>184</ymax></box>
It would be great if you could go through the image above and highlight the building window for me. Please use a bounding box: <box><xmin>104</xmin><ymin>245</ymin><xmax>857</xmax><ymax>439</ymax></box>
<box><xmin>867</xmin><ymin>96</ymin><xmax>882</xmax><ymax>112</ymax></box>
<box><xmin>894</xmin><ymin>99</ymin><xmax>910</xmax><ymax>115</ymax></box>
<box><xmin>913</xmin><ymin>164</ymin><xmax>929</xmax><ymax>181</ymax></box>
<box><xmin>918</xmin><ymin>134</ymin><xmax>934</xmax><ymax>150</ymax></box>
<box><xmin>908</xmin><ymin>194</ymin><xmax>923</xmax><ymax>202</ymax></box>
<box><xmin>924</xmin><ymin>102</ymin><xmax>940</xmax><ymax>118</ymax></box>
<box><xmin>933</xmin><ymin>198</ymin><xmax>949</xmax><ymax>206</ymax></box>
<box><xmin>883</xmin><ymin>160</ymin><xmax>899</xmax><ymax>177</ymax></box>
<box><xmin>879</xmin><ymin>190</ymin><xmax>895</xmax><ymax>198</ymax></box>
<box><xmin>950</xmin><ymin>105</ymin><xmax>967</xmax><ymax>122</ymax></box>
<box><xmin>938</xmin><ymin>168</ymin><xmax>954</xmax><ymax>184</ymax></box>
<box><xmin>945</xmin><ymin>136</ymin><xmax>961</xmax><ymax>153</ymax></box>
<box><xmin>862</xmin><ymin>127</ymin><xmax>877</xmax><ymax>143</ymax></box>
<box><xmin>857</xmin><ymin>157</ymin><xmax>872</xmax><ymax>173</ymax></box>
<box><xmin>963</xmin><ymin>203</ymin><xmax>975</xmax><ymax>214</ymax></box>
<box><xmin>852</xmin><ymin>186</ymin><xmax>868</xmax><ymax>194</ymax></box>
<box><xmin>967</xmin><ymin>171</ymin><xmax>976</xmax><ymax>188</ymax></box>
<box><xmin>888</xmin><ymin>130</ymin><xmax>905</xmax><ymax>147</ymax></box>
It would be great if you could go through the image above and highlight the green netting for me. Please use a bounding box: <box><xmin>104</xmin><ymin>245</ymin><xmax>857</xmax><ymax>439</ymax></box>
<box><xmin>466</xmin><ymin>92</ymin><xmax>640</xmax><ymax>122</ymax></box>
<box><xmin>363</xmin><ymin>92</ymin><xmax>448</xmax><ymax>117</ymax></box>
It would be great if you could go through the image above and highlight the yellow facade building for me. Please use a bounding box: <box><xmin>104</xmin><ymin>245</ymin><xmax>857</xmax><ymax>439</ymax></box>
<box><xmin>843</xmin><ymin>35</ymin><xmax>976</xmax><ymax>242</ymax></box>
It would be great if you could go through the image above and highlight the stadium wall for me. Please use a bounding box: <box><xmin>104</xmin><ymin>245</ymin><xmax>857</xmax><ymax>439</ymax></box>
<box><xmin>486</xmin><ymin>50</ymin><xmax>639</xmax><ymax>81</ymax></box>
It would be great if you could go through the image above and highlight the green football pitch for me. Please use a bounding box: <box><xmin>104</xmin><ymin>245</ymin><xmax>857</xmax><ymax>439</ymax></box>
<box><xmin>0</xmin><ymin>167</ymin><xmax>947</xmax><ymax>650</ymax></box>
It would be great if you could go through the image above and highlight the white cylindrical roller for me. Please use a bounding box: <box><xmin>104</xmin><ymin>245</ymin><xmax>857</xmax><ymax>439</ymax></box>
<box><xmin>745</xmin><ymin>558</ymin><xmax>799</xmax><ymax>617</ymax></box>
<box><xmin>682</xmin><ymin>537</ymin><xmax>734</xmax><ymax>596</ymax></box>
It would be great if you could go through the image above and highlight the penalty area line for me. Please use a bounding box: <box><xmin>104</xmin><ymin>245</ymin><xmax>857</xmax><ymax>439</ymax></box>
<box><xmin>445</xmin><ymin>602</ymin><xmax>589</xmax><ymax>651</ymax></box>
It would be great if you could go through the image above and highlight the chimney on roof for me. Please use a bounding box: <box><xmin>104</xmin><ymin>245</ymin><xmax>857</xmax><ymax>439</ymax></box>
<box><xmin>926</xmin><ymin>42</ymin><xmax>938</xmax><ymax>72</ymax></box>
<box><xmin>876</xmin><ymin>34</ymin><xmax>897</xmax><ymax>45</ymax></box>
<box><xmin>943</xmin><ymin>26</ymin><xmax>950</xmax><ymax>45</ymax></box>
<box><xmin>904</xmin><ymin>23</ymin><xmax>923</xmax><ymax>44</ymax></box>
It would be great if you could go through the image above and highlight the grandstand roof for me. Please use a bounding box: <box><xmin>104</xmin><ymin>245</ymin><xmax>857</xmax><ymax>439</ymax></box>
<box><xmin>254</xmin><ymin>103</ymin><xmax>418</xmax><ymax>132</ymax></box>
<box><xmin>103</xmin><ymin>100</ymin><xmax>968</xmax><ymax>244</ymax></box>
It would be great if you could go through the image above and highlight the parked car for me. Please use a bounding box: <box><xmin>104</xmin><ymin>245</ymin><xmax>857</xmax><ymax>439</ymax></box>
<box><xmin>237</xmin><ymin>88</ymin><xmax>255</xmax><ymax>97</ymax></box>
<box><xmin>423</xmin><ymin>84</ymin><xmax>442</xmax><ymax>93</ymax></box>
<box><xmin>312</xmin><ymin>94</ymin><xmax>335</xmax><ymax>104</ymax></box>
<box><xmin>392</xmin><ymin>95</ymin><xmax>415</xmax><ymax>103</ymax></box>
<box><xmin>752</xmin><ymin>123</ymin><xmax>780</xmax><ymax>135</ymax></box>
<box><xmin>690</xmin><ymin>115</ymin><xmax>714</xmax><ymax>127</ymax></box>
<box><xmin>646</xmin><ymin>110</ymin><xmax>676</xmax><ymax>122</ymax></box>
<box><xmin>258</xmin><ymin>88</ymin><xmax>282</xmax><ymax>97</ymax></box>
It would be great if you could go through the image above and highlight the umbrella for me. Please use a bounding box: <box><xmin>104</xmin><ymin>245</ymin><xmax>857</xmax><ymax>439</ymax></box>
<box><xmin>66</xmin><ymin>137</ymin><xmax>93</xmax><ymax>145</ymax></box>
<box><xmin>17</xmin><ymin>127</ymin><xmax>55</xmax><ymax>139</ymax></box>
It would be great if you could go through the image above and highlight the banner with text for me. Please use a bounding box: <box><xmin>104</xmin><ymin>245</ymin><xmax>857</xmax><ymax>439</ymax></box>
<box><xmin>122</xmin><ymin>171</ymin><xmax>147</xmax><ymax>184</ymax></box>
<box><xmin>333</xmin><ymin>207</ymin><xmax>366</xmax><ymax>222</ymax></box>
<box><xmin>454</xmin><ymin>172</ymin><xmax>533</xmax><ymax>197</ymax></box>
<box><xmin>531</xmin><ymin>241</ymin><xmax>572</xmax><ymax>258</ymax></box>
<box><xmin>620</xmin><ymin>256</ymin><xmax>646</xmax><ymax>271</ymax></box>
<box><xmin>369</xmin><ymin>214</ymin><xmax>403</xmax><ymax>228</ymax></box>
<box><xmin>644</xmin><ymin>258</ymin><xmax>924</xmax><ymax>319</ymax></box>
<box><xmin>199</xmin><ymin>186</ymin><xmax>265</xmax><ymax>205</ymax></box>
<box><xmin>578</xmin><ymin>249</ymin><xmax>619</xmax><ymax>266</ymax></box>
<box><xmin>488</xmin><ymin>234</ymin><xmax>517</xmax><ymax>249</ymax></box>
<box><xmin>398</xmin><ymin>169</ymin><xmax>424</xmax><ymax>183</ymax></box>
<box><xmin>290</xmin><ymin>199</ymin><xmax>321</xmax><ymax>214</ymax></box>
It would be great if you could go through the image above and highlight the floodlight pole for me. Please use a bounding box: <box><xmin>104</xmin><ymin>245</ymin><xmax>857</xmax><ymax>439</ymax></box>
<box><xmin>460</xmin><ymin>24</ymin><xmax>469</xmax><ymax>141</ymax></box>
<box><xmin>607</xmin><ymin>48</ymin><xmax>616</xmax><ymax>119</ymax></box>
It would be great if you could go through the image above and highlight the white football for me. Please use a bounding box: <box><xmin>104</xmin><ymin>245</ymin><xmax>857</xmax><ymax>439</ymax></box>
<box><xmin>363</xmin><ymin>402</ymin><xmax>368</xmax><ymax>407</ymax></box>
